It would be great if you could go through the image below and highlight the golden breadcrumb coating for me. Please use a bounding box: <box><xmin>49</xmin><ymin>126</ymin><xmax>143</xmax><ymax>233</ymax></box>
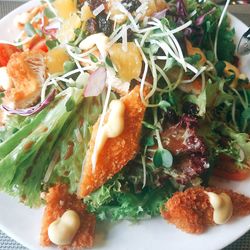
<box><xmin>78</xmin><ymin>85</ymin><xmax>146</xmax><ymax>197</ymax></box>
<box><xmin>40</xmin><ymin>184</ymin><xmax>96</xmax><ymax>249</ymax></box>
<box><xmin>161</xmin><ymin>187</ymin><xmax>250</xmax><ymax>234</ymax></box>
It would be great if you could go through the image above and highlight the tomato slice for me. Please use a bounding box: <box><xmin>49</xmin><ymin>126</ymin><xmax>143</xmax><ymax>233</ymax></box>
<box><xmin>213</xmin><ymin>154</ymin><xmax>250</xmax><ymax>181</ymax></box>
<box><xmin>30</xmin><ymin>38</ymin><xmax>48</xmax><ymax>52</ymax></box>
<box><xmin>214</xmin><ymin>168</ymin><xmax>250</xmax><ymax>181</ymax></box>
<box><xmin>0</xmin><ymin>44</ymin><xmax>21</xmax><ymax>66</ymax></box>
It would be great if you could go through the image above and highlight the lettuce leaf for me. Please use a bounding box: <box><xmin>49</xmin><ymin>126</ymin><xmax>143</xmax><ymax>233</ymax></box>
<box><xmin>48</xmin><ymin>93</ymin><xmax>115</xmax><ymax>193</ymax></box>
<box><xmin>0</xmin><ymin>88</ymin><xmax>83</xmax><ymax>206</ymax></box>
<box><xmin>84</xmin><ymin>162</ymin><xmax>176</xmax><ymax>221</ymax></box>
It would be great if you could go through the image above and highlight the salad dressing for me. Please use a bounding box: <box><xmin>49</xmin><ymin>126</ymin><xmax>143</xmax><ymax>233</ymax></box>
<box><xmin>48</xmin><ymin>210</ymin><xmax>80</xmax><ymax>246</ymax></box>
<box><xmin>92</xmin><ymin>100</ymin><xmax>125</xmax><ymax>168</ymax></box>
<box><xmin>206</xmin><ymin>192</ymin><xmax>233</xmax><ymax>224</ymax></box>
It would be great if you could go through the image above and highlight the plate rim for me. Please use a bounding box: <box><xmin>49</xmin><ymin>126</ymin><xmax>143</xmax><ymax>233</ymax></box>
<box><xmin>0</xmin><ymin>1</ymin><xmax>249</xmax><ymax>250</ymax></box>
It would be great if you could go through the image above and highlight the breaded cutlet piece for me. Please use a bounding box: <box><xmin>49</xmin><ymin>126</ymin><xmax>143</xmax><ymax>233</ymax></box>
<box><xmin>4</xmin><ymin>51</ymin><xmax>46</xmax><ymax>109</ymax></box>
<box><xmin>40</xmin><ymin>184</ymin><xmax>96</xmax><ymax>249</ymax></box>
<box><xmin>161</xmin><ymin>187</ymin><xmax>250</xmax><ymax>234</ymax></box>
<box><xmin>78</xmin><ymin>85</ymin><xmax>146</xmax><ymax>197</ymax></box>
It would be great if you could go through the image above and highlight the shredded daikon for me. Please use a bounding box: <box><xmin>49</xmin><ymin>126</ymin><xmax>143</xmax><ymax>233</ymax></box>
<box><xmin>121</xmin><ymin>25</ymin><xmax>128</xmax><ymax>52</ymax></box>
<box><xmin>93</xmin><ymin>4</ymin><xmax>105</xmax><ymax>16</ymax></box>
<box><xmin>115</xmin><ymin>2</ymin><xmax>139</xmax><ymax>31</ymax></box>
<box><xmin>181</xmin><ymin>66</ymin><xmax>207</xmax><ymax>84</ymax></box>
<box><xmin>141</xmin><ymin>154</ymin><xmax>147</xmax><ymax>188</ymax></box>
<box><xmin>135</xmin><ymin>39</ymin><xmax>149</xmax><ymax>106</ymax></box>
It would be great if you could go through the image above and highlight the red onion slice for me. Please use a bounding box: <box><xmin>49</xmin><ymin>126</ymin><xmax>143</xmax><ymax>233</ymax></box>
<box><xmin>84</xmin><ymin>67</ymin><xmax>107</xmax><ymax>97</ymax></box>
<box><xmin>1</xmin><ymin>89</ymin><xmax>56</xmax><ymax>116</ymax></box>
<box><xmin>153</xmin><ymin>8</ymin><xmax>168</xmax><ymax>20</ymax></box>
<box><xmin>195</xmin><ymin>7</ymin><xmax>216</xmax><ymax>26</ymax></box>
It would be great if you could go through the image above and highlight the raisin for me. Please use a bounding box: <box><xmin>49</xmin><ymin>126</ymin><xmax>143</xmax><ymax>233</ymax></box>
<box><xmin>97</xmin><ymin>13</ymin><xmax>114</xmax><ymax>36</ymax></box>
<box><xmin>121</xmin><ymin>0</ymin><xmax>141</xmax><ymax>12</ymax></box>
<box><xmin>182</xmin><ymin>102</ymin><xmax>199</xmax><ymax>116</ymax></box>
<box><xmin>87</xmin><ymin>0</ymin><xmax>106</xmax><ymax>10</ymax></box>
<box><xmin>86</xmin><ymin>18</ymin><xmax>98</xmax><ymax>34</ymax></box>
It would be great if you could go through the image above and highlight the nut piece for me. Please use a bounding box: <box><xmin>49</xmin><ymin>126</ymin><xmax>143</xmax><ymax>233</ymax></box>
<box><xmin>48</xmin><ymin>210</ymin><xmax>81</xmax><ymax>246</ymax></box>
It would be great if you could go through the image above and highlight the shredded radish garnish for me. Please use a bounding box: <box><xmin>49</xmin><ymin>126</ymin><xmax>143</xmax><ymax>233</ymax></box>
<box><xmin>181</xmin><ymin>67</ymin><xmax>207</xmax><ymax>84</ymax></box>
<box><xmin>121</xmin><ymin>25</ymin><xmax>128</xmax><ymax>52</ymax></box>
<box><xmin>115</xmin><ymin>2</ymin><xmax>139</xmax><ymax>31</ymax></box>
<box><xmin>93</xmin><ymin>4</ymin><xmax>105</xmax><ymax>16</ymax></box>
<box><xmin>135</xmin><ymin>39</ymin><xmax>149</xmax><ymax>106</ymax></box>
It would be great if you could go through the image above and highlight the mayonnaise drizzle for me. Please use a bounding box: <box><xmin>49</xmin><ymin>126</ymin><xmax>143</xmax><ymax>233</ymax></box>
<box><xmin>48</xmin><ymin>210</ymin><xmax>80</xmax><ymax>246</ymax></box>
<box><xmin>91</xmin><ymin>100</ymin><xmax>125</xmax><ymax>170</ymax></box>
<box><xmin>206</xmin><ymin>192</ymin><xmax>233</xmax><ymax>225</ymax></box>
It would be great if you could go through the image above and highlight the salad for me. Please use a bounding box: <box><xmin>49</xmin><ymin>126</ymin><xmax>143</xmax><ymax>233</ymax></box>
<box><xmin>0</xmin><ymin>0</ymin><xmax>250</xmax><ymax>248</ymax></box>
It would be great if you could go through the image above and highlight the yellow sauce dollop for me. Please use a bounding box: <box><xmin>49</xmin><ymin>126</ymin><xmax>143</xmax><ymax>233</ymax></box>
<box><xmin>92</xmin><ymin>99</ymin><xmax>125</xmax><ymax>168</ymax></box>
<box><xmin>206</xmin><ymin>192</ymin><xmax>233</xmax><ymax>225</ymax></box>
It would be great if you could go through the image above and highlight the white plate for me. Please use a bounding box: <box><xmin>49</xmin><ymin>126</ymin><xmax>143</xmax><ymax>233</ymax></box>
<box><xmin>0</xmin><ymin>1</ymin><xmax>250</xmax><ymax>250</ymax></box>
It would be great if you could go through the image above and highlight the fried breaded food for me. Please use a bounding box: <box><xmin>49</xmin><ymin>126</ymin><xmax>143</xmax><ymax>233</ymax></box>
<box><xmin>78</xmin><ymin>85</ymin><xmax>146</xmax><ymax>197</ymax></box>
<box><xmin>40</xmin><ymin>184</ymin><xmax>96</xmax><ymax>249</ymax></box>
<box><xmin>161</xmin><ymin>187</ymin><xmax>250</xmax><ymax>234</ymax></box>
<box><xmin>4</xmin><ymin>51</ymin><xmax>46</xmax><ymax>109</ymax></box>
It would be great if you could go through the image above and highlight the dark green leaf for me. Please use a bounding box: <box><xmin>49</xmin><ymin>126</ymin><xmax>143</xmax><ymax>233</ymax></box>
<box><xmin>74</xmin><ymin>28</ymin><xmax>82</xmax><ymax>36</ymax></box>
<box><xmin>215</xmin><ymin>61</ymin><xmax>226</xmax><ymax>77</ymax></box>
<box><xmin>141</xmin><ymin>136</ymin><xmax>155</xmax><ymax>147</ymax></box>
<box><xmin>46</xmin><ymin>40</ymin><xmax>58</xmax><ymax>50</ymax></box>
<box><xmin>65</xmin><ymin>97</ymin><xmax>75</xmax><ymax>112</ymax></box>
<box><xmin>205</xmin><ymin>50</ymin><xmax>215</xmax><ymax>62</ymax></box>
<box><xmin>241</xmin><ymin>108</ymin><xmax>250</xmax><ymax>120</ymax></box>
<box><xmin>153</xmin><ymin>149</ymin><xmax>173</xmax><ymax>168</ymax></box>
<box><xmin>105</xmin><ymin>57</ymin><xmax>113</xmax><ymax>68</ymax></box>
<box><xmin>185</xmin><ymin>54</ymin><xmax>201</xmax><ymax>65</ymax></box>
<box><xmin>64</xmin><ymin>61</ymin><xmax>76</xmax><ymax>73</ymax></box>
<box><xmin>90</xmin><ymin>53</ymin><xmax>98</xmax><ymax>63</ymax></box>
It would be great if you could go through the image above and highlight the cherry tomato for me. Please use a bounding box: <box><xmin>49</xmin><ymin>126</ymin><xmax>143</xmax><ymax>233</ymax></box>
<box><xmin>30</xmin><ymin>37</ymin><xmax>48</xmax><ymax>52</ymax></box>
<box><xmin>214</xmin><ymin>168</ymin><xmax>250</xmax><ymax>181</ymax></box>
<box><xmin>213</xmin><ymin>154</ymin><xmax>250</xmax><ymax>181</ymax></box>
<box><xmin>0</xmin><ymin>43</ymin><xmax>21</xmax><ymax>66</ymax></box>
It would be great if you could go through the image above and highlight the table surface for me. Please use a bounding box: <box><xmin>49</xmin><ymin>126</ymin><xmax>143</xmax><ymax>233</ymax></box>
<box><xmin>0</xmin><ymin>1</ymin><xmax>250</xmax><ymax>250</ymax></box>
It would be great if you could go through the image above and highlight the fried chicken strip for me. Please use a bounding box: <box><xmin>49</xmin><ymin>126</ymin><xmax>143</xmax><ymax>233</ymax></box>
<box><xmin>161</xmin><ymin>187</ymin><xmax>250</xmax><ymax>234</ymax></box>
<box><xmin>40</xmin><ymin>184</ymin><xmax>96</xmax><ymax>249</ymax></box>
<box><xmin>78</xmin><ymin>85</ymin><xmax>146</xmax><ymax>197</ymax></box>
